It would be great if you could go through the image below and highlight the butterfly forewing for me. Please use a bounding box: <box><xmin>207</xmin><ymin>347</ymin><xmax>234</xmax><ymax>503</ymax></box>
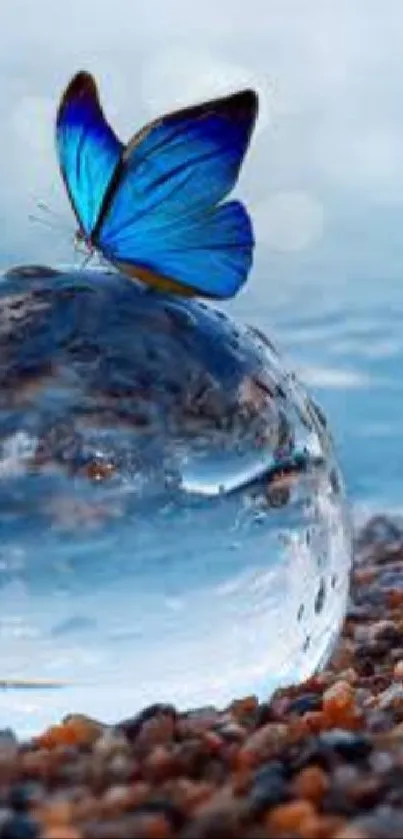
<box><xmin>56</xmin><ymin>72</ymin><xmax>123</xmax><ymax>238</ymax></box>
<box><xmin>98</xmin><ymin>90</ymin><xmax>257</xmax><ymax>235</ymax></box>
<box><xmin>98</xmin><ymin>90</ymin><xmax>258</xmax><ymax>297</ymax></box>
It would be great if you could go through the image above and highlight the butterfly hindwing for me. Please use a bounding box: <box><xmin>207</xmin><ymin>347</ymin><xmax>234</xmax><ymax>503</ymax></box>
<box><xmin>112</xmin><ymin>200</ymin><xmax>253</xmax><ymax>299</ymax></box>
<box><xmin>56</xmin><ymin>72</ymin><xmax>123</xmax><ymax>237</ymax></box>
<box><xmin>97</xmin><ymin>89</ymin><xmax>258</xmax><ymax>298</ymax></box>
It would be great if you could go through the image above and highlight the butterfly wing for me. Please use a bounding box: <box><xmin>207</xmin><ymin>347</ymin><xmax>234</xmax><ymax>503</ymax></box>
<box><xmin>56</xmin><ymin>72</ymin><xmax>123</xmax><ymax>237</ymax></box>
<box><xmin>96</xmin><ymin>89</ymin><xmax>258</xmax><ymax>298</ymax></box>
<box><xmin>110</xmin><ymin>200</ymin><xmax>253</xmax><ymax>299</ymax></box>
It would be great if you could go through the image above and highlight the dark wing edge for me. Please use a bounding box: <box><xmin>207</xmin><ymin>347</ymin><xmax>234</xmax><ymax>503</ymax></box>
<box><xmin>124</xmin><ymin>88</ymin><xmax>259</xmax><ymax>171</ymax></box>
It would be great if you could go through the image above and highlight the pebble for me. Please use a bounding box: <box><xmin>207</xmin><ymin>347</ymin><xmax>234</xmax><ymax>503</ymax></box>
<box><xmin>377</xmin><ymin>683</ymin><xmax>403</xmax><ymax>710</ymax></box>
<box><xmin>238</xmin><ymin>722</ymin><xmax>288</xmax><ymax>765</ymax></box>
<box><xmin>0</xmin><ymin>731</ymin><xmax>18</xmax><ymax>754</ymax></box>
<box><xmin>334</xmin><ymin>826</ymin><xmax>370</xmax><ymax>839</ymax></box>
<box><xmin>266</xmin><ymin>799</ymin><xmax>317</xmax><ymax>833</ymax></box>
<box><xmin>291</xmin><ymin>764</ymin><xmax>329</xmax><ymax>803</ymax></box>
<box><xmin>288</xmin><ymin>693</ymin><xmax>323</xmax><ymax>715</ymax></box>
<box><xmin>316</xmin><ymin>730</ymin><xmax>372</xmax><ymax>760</ymax></box>
<box><xmin>35</xmin><ymin>716</ymin><xmax>103</xmax><ymax>750</ymax></box>
<box><xmin>393</xmin><ymin>660</ymin><xmax>403</xmax><ymax>679</ymax></box>
<box><xmin>40</xmin><ymin>828</ymin><xmax>82</xmax><ymax>839</ymax></box>
<box><xmin>93</xmin><ymin>730</ymin><xmax>129</xmax><ymax>758</ymax></box>
<box><xmin>117</xmin><ymin>705</ymin><xmax>177</xmax><ymax>743</ymax></box>
<box><xmin>8</xmin><ymin>782</ymin><xmax>44</xmax><ymax>812</ymax></box>
<box><xmin>0</xmin><ymin>814</ymin><xmax>39</xmax><ymax>838</ymax></box>
<box><xmin>246</xmin><ymin>760</ymin><xmax>288</xmax><ymax>815</ymax></box>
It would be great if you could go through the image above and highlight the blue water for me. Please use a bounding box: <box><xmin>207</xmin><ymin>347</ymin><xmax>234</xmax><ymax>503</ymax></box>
<box><xmin>284</xmin><ymin>303</ymin><xmax>403</xmax><ymax>518</ymax></box>
<box><xmin>228</xmin><ymin>257</ymin><xmax>403</xmax><ymax>523</ymax></box>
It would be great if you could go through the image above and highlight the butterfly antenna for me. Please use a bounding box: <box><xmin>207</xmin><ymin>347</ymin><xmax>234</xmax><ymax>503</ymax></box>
<box><xmin>81</xmin><ymin>252</ymin><xmax>94</xmax><ymax>269</ymax></box>
<box><xmin>33</xmin><ymin>197</ymin><xmax>67</xmax><ymax>223</ymax></box>
<box><xmin>28</xmin><ymin>213</ymin><xmax>70</xmax><ymax>233</ymax></box>
<box><xmin>28</xmin><ymin>196</ymin><xmax>72</xmax><ymax>235</ymax></box>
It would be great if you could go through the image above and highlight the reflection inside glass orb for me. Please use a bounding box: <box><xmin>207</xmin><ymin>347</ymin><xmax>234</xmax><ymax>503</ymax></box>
<box><xmin>0</xmin><ymin>266</ymin><xmax>352</xmax><ymax>737</ymax></box>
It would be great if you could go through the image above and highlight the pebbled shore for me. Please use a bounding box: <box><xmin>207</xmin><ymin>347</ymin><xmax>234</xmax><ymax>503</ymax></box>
<box><xmin>1</xmin><ymin>516</ymin><xmax>403</xmax><ymax>838</ymax></box>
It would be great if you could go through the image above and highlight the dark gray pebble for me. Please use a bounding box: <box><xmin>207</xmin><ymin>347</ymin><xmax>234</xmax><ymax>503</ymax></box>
<box><xmin>133</xmin><ymin>799</ymin><xmax>186</xmax><ymax>831</ymax></box>
<box><xmin>0</xmin><ymin>815</ymin><xmax>39</xmax><ymax>839</ymax></box>
<box><xmin>0</xmin><ymin>732</ymin><xmax>17</xmax><ymax>751</ymax></box>
<box><xmin>291</xmin><ymin>730</ymin><xmax>372</xmax><ymax>772</ymax></box>
<box><xmin>179</xmin><ymin>810</ymin><xmax>241</xmax><ymax>839</ymax></box>
<box><xmin>8</xmin><ymin>783</ymin><xmax>43</xmax><ymax>813</ymax></box>
<box><xmin>250</xmin><ymin>702</ymin><xmax>276</xmax><ymax>728</ymax></box>
<box><xmin>116</xmin><ymin>703</ymin><xmax>177</xmax><ymax>741</ymax></box>
<box><xmin>351</xmin><ymin>807</ymin><xmax>403</xmax><ymax>839</ymax></box>
<box><xmin>287</xmin><ymin>692</ymin><xmax>323</xmax><ymax>715</ymax></box>
<box><xmin>246</xmin><ymin>761</ymin><xmax>288</xmax><ymax>816</ymax></box>
<box><xmin>317</xmin><ymin>729</ymin><xmax>373</xmax><ymax>760</ymax></box>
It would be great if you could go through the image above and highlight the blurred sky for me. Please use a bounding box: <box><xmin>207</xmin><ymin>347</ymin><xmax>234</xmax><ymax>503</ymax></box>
<box><xmin>2</xmin><ymin>0</ymin><xmax>403</xmax><ymax>306</ymax></box>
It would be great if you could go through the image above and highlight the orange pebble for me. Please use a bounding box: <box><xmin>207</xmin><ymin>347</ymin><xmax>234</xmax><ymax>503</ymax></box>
<box><xmin>35</xmin><ymin>717</ymin><xmax>101</xmax><ymax>749</ymax></box>
<box><xmin>333</xmin><ymin>708</ymin><xmax>364</xmax><ymax>732</ymax></box>
<box><xmin>304</xmin><ymin>711</ymin><xmax>326</xmax><ymax>734</ymax></box>
<box><xmin>38</xmin><ymin>799</ymin><xmax>72</xmax><ymax>827</ymax></box>
<box><xmin>134</xmin><ymin>814</ymin><xmax>173</xmax><ymax>838</ymax></box>
<box><xmin>333</xmin><ymin>825</ymin><xmax>369</xmax><ymax>839</ymax></box>
<box><xmin>300</xmin><ymin>815</ymin><xmax>346</xmax><ymax>839</ymax></box>
<box><xmin>41</xmin><ymin>827</ymin><xmax>82</xmax><ymax>839</ymax></box>
<box><xmin>292</xmin><ymin>765</ymin><xmax>329</xmax><ymax>804</ymax></box>
<box><xmin>323</xmin><ymin>679</ymin><xmax>353</xmax><ymax>702</ymax></box>
<box><xmin>35</xmin><ymin>725</ymin><xmax>68</xmax><ymax>749</ymax></box>
<box><xmin>143</xmin><ymin>745</ymin><xmax>175</xmax><ymax>782</ymax></box>
<box><xmin>267</xmin><ymin>799</ymin><xmax>317</xmax><ymax>833</ymax></box>
<box><xmin>353</xmin><ymin>568</ymin><xmax>376</xmax><ymax>585</ymax></box>
<box><xmin>387</xmin><ymin>589</ymin><xmax>403</xmax><ymax>607</ymax></box>
<box><xmin>230</xmin><ymin>695</ymin><xmax>258</xmax><ymax>719</ymax></box>
<box><xmin>323</xmin><ymin>680</ymin><xmax>355</xmax><ymax>724</ymax></box>
<box><xmin>177</xmin><ymin>779</ymin><xmax>216</xmax><ymax>811</ymax></box>
<box><xmin>71</xmin><ymin>795</ymin><xmax>100</xmax><ymax>822</ymax></box>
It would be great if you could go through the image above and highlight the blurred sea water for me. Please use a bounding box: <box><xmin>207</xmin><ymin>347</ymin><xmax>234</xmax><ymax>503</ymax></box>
<box><xmin>230</xmin><ymin>247</ymin><xmax>403</xmax><ymax>524</ymax></box>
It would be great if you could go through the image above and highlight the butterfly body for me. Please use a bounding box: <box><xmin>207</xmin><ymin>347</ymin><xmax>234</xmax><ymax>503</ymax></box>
<box><xmin>56</xmin><ymin>72</ymin><xmax>258</xmax><ymax>299</ymax></box>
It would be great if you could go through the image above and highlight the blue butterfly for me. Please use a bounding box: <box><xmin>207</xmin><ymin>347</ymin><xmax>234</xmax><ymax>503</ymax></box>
<box><xmin>56</xmin><ymin>72</ymin><xmax>258</xmax><ymax>299</ymax></box>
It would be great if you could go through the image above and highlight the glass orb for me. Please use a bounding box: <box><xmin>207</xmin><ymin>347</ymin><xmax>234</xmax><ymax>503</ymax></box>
<box><xmin>0</xmin><ymin>266</ymin><xmax>352</xmax><ymax>737</ymax></box>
